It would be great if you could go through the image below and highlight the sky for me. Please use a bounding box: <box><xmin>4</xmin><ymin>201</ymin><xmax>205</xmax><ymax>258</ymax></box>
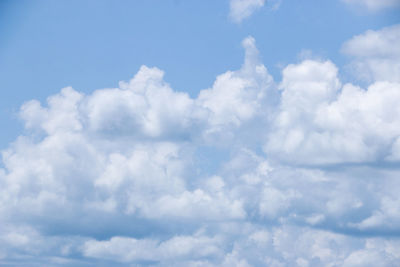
<box><xmin>0</xmin><ymin>0</ymin><xmax>400</xmax><ymax>266</ymax></box>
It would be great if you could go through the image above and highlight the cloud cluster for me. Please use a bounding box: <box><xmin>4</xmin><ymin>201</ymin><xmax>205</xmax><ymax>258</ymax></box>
<box><xmin>1</xmin><ymin>25</ymin><xmax>400</xmax><ymax>266</ymax></box>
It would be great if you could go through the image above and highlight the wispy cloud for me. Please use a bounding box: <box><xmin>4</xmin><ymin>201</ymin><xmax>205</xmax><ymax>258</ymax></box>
<box><xmin>229</xmin><ymin>0</ymin><xmax>266</xmax><ymax>23</ymax></box>
<box><xmin>341</xmin><ymin>0</ymin><xmax>400</xmax><ymax>11</ymax></box>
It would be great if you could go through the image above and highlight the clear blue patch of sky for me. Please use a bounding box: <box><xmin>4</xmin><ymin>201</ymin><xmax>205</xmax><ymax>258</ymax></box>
<box><xmin>0</xmin><ymin>0</ymin><xmax>399</xmax><ymax>149</ymax></box>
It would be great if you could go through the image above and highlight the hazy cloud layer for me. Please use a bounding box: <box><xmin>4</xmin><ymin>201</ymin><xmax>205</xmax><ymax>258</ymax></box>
<box><xmin>1</xmin><ymin>26</ymin><xmax>400</xmax><ymax>266</ymax></box>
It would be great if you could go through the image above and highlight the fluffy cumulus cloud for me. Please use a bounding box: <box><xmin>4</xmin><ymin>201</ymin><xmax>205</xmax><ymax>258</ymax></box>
<box><xmin>341</xmin><ymin>0</ymin><xmax>400</xmax><ymax>11</ymax></box>
<box><xmin>342</xmin><ymin>24</ymin><xmax>400</xmax><ymax>83</ymax></box>
<box><xmin>229</xmin><ymin>0</ymin><xmax>266</xmax><ymax>23</ymax></box>
<box><xmin>266</xmin><ymin>61</ymin><xmax>400</xmax><ymax>164</ymax></box>
<box><xmin>1</xmin><ymin>28</ymin><xmax>400</xmax><ymax>266</ymax></box>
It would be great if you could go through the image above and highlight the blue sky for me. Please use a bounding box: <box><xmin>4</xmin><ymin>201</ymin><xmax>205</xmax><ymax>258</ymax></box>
<box><xmin>1</xmin><ymin>0</ymin><xmax>400</xmax><ymax>266</ymax></box>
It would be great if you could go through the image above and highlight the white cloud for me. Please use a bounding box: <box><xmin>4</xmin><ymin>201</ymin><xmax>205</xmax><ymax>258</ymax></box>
<box><xmin>21</xmin><ymin>87</ymin><xmax>84</xmax><ymax>134</ymax></box>
<box><xmin>197</xmin><ymin>36</ymin><xmax>276</xmax><ymax>144</ymax></box>
<box><xmin>229</xmin><ymin>0</ymin><xmax>266</xmax><ymax>23</ymax></box>
<box><xmin>342</xmin><ymin>0</ymin><xmax>400</xmax><ymax>11</ymax></box>
<box><xmin>80</xmin><ymin>221</ymin><xmax>400</xmax><ymax>266</ymax></box>
<box><xmin>342</xmin><ymin>24</ymin><xmax>400</xmax><ymax>83</ymax></box>
<box><xmin>83</xmin><ymin>234</ymin><xmax>223</xmax><ymax>263</ymax></box>
<box><xmin>1</xmin><ymin>27</ymin><xmax>400</xmax><ymax>265</ymax></box>
<box><xmin>266</xmin><ymin>59</ymin><xmax>400</xmax><ymax>165</ymax></box>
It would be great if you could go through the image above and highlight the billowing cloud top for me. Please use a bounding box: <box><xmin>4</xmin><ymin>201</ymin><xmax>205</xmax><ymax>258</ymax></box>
<box><xmin>1</xmin><ymin>25</ymin><xmax>400</xmax><ymax>266</ymax></box>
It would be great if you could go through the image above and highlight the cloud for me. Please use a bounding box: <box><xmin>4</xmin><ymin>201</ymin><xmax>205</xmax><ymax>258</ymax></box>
<box><xmin>263</xmin><ymin>25</ymin><xmax>400</xmax><ymax>166</ymax></box>
<box><xmin>266</xmin><ymin>71</ymin><xmax>400</xmax><ymax>164</ymax></box>
<box><xmin>83</xmin><ymin>234</ymin><xmax>223</xmax><ymax>264</ymax></box>
<box><xmin>341</xmin><ymin>0</ymin><xmax>400</xmax><ymax>11</ymax></box>
<box><xmin>197</xmin><ymin>36</ymin><xmax>276</xmax><ymax>144</ymax></box>
<box><xmin>82</xmin><ymin>225</ymin><xmax>400</xmax><ymax>266</ymax></box>
<box><xmin>342</xmin><ymin>24</ymin><xmax>400</xmax><ymax>83</ymax></box>
<box><xmin>1</xmin><ymin>27</ymin><xmax>400</xmax><ymax>265</ymax></box>
<box><xmin>229</xmin><ymin>0</ymin><xmax>266</xmax><ymax>23</ymax></box>
<box><xmin>229</xmin><ymin>0</ymin><xmax>400</xmax><ymax>24</ymax></box>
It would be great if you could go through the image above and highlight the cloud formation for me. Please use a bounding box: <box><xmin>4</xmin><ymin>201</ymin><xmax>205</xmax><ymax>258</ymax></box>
<box><xmin>1</xmin><ymin>28</ymin><xmax>400</xmax><ymax>265</ymax></box>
